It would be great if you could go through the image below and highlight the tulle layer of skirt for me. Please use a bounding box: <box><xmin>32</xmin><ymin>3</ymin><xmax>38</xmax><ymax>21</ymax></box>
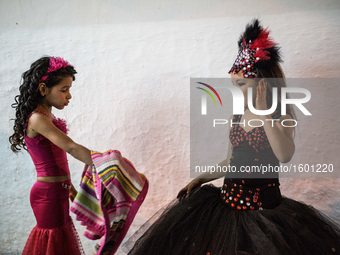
<box><xmin>125</xmin><ymin>184</ymin><xmax>340</xmax><ymax>255</ymax></box>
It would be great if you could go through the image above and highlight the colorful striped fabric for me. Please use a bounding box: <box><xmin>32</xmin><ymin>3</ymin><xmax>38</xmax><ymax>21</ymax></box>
<box><xmin>70</xmin><ymin>150</ymin><xmax>149</xmax><ymax>255</ymax></box>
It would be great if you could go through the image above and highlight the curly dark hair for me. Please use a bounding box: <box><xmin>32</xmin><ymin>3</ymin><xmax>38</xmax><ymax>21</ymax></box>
<box><xmin>9</xmin><ymin>56</ymin><xmax>77</xmax><ymax>153</ymax></box>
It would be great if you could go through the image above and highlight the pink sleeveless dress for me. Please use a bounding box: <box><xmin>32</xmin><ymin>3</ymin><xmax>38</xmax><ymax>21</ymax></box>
<box><xmin>22</xmin><ymin>111</ymin><xmax>84</xmax><ymax>255</ymax></box>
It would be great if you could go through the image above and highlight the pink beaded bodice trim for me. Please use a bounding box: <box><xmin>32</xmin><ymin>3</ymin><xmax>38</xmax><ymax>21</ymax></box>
<box><xmin>24</xmin><ymin>111</ymin><xmax>68</xmax><ymax>141</ymax></box>
<box><xmin>24</xmin><ymin>110</ymin><xmax>70</xmax><ymax>177</ymax></box>
<box><xmin>229</xmin><ymin>113</ymin><xmax>281</xmax><ymax>152</ymax></box>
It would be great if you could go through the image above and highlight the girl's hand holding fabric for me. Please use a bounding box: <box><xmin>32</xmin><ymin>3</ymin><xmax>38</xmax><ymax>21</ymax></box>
<box><xmin>69</xmin><ymin>184</ymin><xmax>78</xmax><ymax>202</ymax></box>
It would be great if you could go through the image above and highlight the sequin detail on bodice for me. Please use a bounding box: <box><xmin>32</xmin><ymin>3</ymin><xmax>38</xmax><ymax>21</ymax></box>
<box><xmin>229</xmin><ymin>112</ymin><xmax>281</xmax><ymax>152</ymax></box>
<box><xmin>220</xmin><ymin>178</ymin><xmax>281</xmax><ymax>210</ymax></box>
<box><xmin>221</xmin><ymin>112</ymin><xmax>282</xmax><ymax>210</ymax></box>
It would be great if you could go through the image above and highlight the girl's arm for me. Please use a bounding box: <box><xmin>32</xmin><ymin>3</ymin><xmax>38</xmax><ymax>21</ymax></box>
<box><xmin>256</xmin><ymin>79</ymin><xmax>295</xmax><ymax>163</ymax></box>
<box><xmin>260</xmin><ymin>113</ymin><xmax>295</xmax><ymax>163</ymax></box>
<box><xmin>194</xmin><ymin>136</ymin><xmax>233</xmax><ymax>184</ymax></box>
<box><xmin>177</xmin><ymin>115</ymin><xmax>234</xmax><ymax>199</ymax></box>
<box><xmin>28</xmin><ymin>113</ymin><xmax>93</xmax><ymax>165</ymax></box>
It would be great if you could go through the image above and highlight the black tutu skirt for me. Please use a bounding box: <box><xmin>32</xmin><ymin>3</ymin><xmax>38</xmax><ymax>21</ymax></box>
<box><xmin>124</xmin><ymin>184</ymin><xmax>340</xmax><ymax>255</ymax></box>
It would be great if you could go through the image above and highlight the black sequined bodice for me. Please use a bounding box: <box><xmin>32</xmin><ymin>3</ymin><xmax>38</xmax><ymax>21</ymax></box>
<box><xmin>228</xmin><ymin>112</ymin><xmax>281</xmax><ymax>182</ymax></box>
<box><xmin>220</xmin><ymin>112</ymin><xmax>282</xmax><ymax>210</ymax></box>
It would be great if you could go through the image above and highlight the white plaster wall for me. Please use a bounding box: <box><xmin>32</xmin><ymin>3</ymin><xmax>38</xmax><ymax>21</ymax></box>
<box><xmin>1</xmin><ymin>0</ymin><xmax>340</xmax><ymax>254</ymax></box>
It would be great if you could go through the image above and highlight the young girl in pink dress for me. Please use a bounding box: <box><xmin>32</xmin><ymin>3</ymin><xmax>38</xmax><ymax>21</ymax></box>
<box><xmin>10</xmin><ymin>56</ymin><xmax>93</xmax><ymax>254</ymax></box>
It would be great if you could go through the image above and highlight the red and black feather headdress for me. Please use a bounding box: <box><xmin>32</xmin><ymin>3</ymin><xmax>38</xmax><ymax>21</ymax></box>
<box><xmin>228</xmin><ymin>19</ymin><xmax>282</xmax><ymax>78</ymax></box>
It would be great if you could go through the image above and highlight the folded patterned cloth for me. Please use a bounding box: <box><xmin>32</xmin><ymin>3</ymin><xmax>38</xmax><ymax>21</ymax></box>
<box><xmin>70</xmin><ymin>150</ymin><xmax>149</xmax><ymax>255</ymax></box>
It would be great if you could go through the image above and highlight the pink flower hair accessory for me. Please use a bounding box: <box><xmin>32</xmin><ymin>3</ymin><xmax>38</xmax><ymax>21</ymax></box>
<box><xmin>40</xmin><ymin>57</ymin><xmax>72</xmax><ymax>82</ymax></box>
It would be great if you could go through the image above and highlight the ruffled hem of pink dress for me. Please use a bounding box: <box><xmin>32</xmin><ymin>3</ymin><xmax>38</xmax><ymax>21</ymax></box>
<box><xmin>22</xmin><ymin>217</ymin><xmax>85</xmax><ymax>255</ymax></box>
